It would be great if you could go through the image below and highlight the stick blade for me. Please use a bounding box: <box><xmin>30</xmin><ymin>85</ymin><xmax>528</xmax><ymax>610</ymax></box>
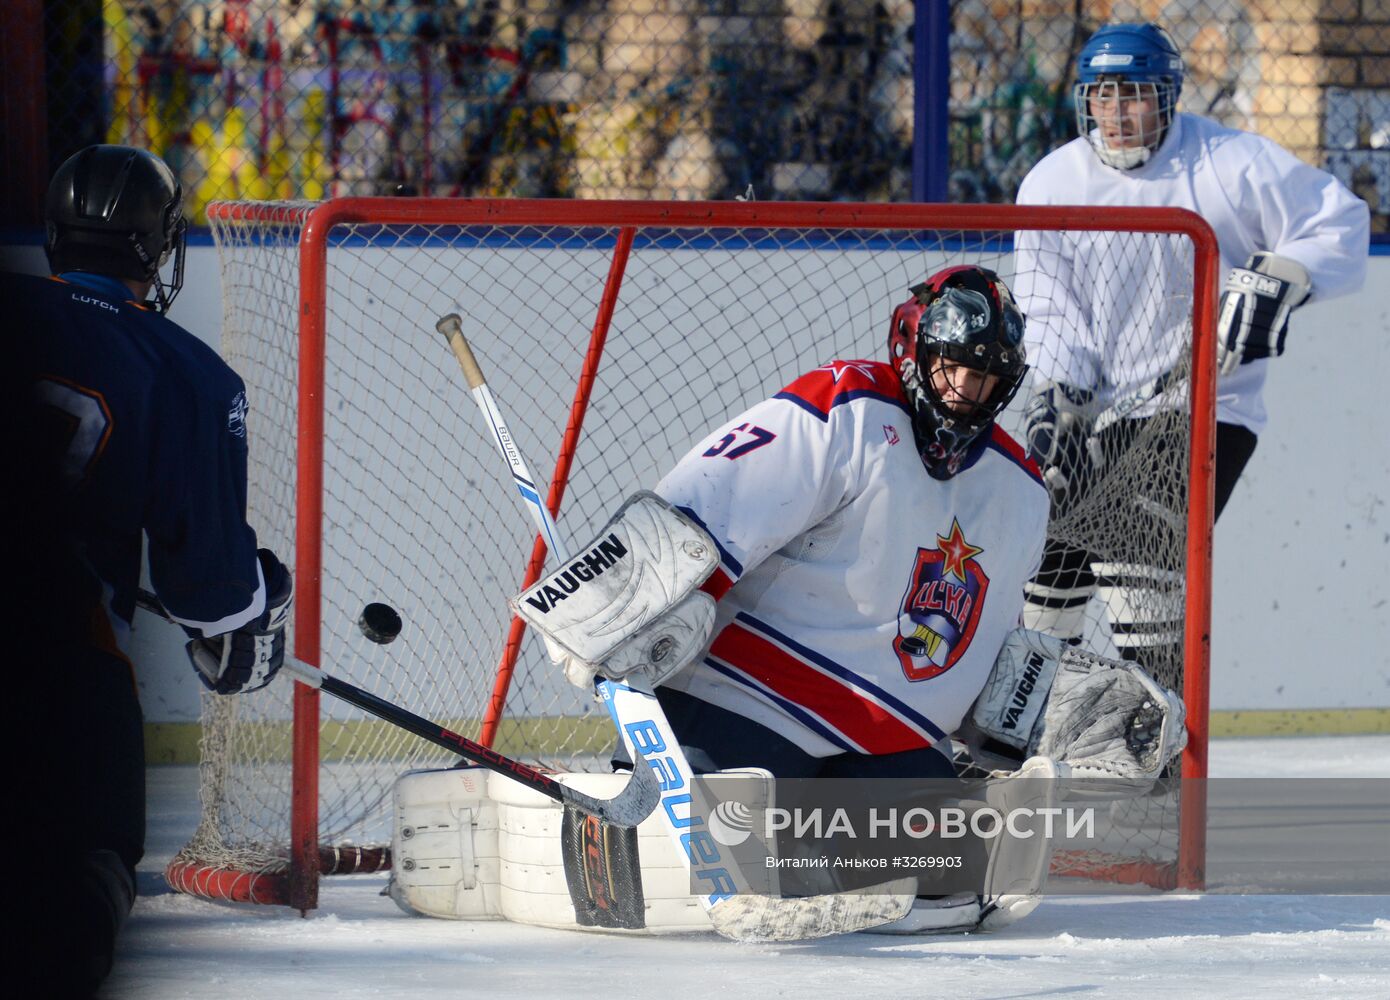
<box><xmin>563</xmin><ymin>751</ymin><xmax>662</xmax><ymax>828</ymax></box>
<box><xmin>708</xmin><ymin>877</ymin><xmax>917</xmax><ymax>942</ymax></box>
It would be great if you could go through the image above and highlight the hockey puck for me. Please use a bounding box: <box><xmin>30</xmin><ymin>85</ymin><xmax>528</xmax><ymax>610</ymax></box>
<box><xmin>358</xmin><ymin>602</ymin><xmax>403</xmax><ymax>644</ymax></box>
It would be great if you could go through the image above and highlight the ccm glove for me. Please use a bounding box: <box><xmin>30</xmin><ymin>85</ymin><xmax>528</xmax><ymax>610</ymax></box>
<box><xmin>187</xmin><ymin>548</ymin><xmax>293</xmax><ymax>695</ymax></box>
<box><xmin>1217</xmin><ymin>252</ymin><xmax>1311</xmax><ymax>375</ymax></box>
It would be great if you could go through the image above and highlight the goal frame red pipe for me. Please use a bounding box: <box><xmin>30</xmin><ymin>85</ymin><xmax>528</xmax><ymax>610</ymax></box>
<box><xmin>209</xmin><ymin>198</ymin><xmax>1218</xmax><ymax>908</ymax></box>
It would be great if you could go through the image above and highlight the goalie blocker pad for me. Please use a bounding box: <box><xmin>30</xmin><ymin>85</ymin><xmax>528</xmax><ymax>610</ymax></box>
<box><xmin>961</xmin><ymin>628</ymin><xmax>1186</xmax><ymax>798</ymax></box>
<box><xmin>511</xmin><ymin>491</ymin><xmax>720</xmax><ymax>681</ymax></box>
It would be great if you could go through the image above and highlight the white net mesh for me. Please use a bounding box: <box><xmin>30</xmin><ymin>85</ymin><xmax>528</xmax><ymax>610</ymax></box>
<box><xmin>171</xmin><ymin>201</ymin><xmax>1204</xmax><ymax>896</ymax></box>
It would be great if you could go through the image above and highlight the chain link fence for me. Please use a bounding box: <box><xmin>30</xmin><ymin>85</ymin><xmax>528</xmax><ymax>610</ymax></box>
<box><xmin>950</xmin><ymin>1</ymin><xmax>1390</xmax><ymax>233</ymax></box>
<box><xmin>14</xmin><ymin>1</ymin><xmax>1390</xmax><ymax>229</ymax></box>
<box><xmin>34</xmin><ymin>0</ymin><xmax>915</xmax><ymax>214</ymax></box>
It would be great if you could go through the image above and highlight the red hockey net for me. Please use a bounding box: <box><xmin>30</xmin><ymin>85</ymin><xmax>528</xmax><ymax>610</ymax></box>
<box><xmin>169</xmin><ymin>199</ymin><xmax>1217</xmax><ymax>910</ymax></box>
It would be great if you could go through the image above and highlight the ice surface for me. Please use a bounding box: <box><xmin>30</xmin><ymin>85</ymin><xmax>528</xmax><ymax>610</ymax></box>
<box><xmin>104</xmin><ymin>736</ymin><xmax>1390</xmax><ymax>999</ymax></box>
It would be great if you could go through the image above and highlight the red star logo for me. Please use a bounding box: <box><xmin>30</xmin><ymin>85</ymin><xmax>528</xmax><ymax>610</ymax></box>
<box><xmin>936</xmin><ymin>518</ymin><xmax>983</xmax><ymax>581</ymax></box>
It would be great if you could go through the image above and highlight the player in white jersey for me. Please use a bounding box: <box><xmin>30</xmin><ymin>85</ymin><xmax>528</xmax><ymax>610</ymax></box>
<box><xmin>1012</xmin><ymin>22</ymin><xmax>1369</xmax><ymax>659</ymax></box>
<box><xmin>520</xmin><ymin>264</ymin><xmax>1189</xmax><ymax>932</ymax></box>
<box><xmin>645</xmin><ymin>264</ymin><xmax>1047</xmax><ymax>779</ymax></box>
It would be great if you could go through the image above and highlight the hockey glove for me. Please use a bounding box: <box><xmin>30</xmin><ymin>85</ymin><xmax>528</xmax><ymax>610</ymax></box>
<box><xmin>1023</xmin><ymin>381</ymin><xmax>1098</xmax><ymax>512</ymax></box>
<box><xmin>1032</xmin><ymin>652</ymin><xmax>1186</xmax><ymax>798</ymax></box>
<box><xmin>512</xmin><ymin>492</ymin><xmax>719</xmax><ymax>691</ymax></box>
<box><xmin>963</xmin><ymin>629</ymin><xmax>1186</xmax><ymax>798</ymax></box>
<box><xmin>1217</xmin><ymin>252</ymin><xmax>1311</xmax><ymax>376</ymax></box>
<box><xmin>187</xmin><ymin>548</ymin><xmax>293</xmax><ymax>695</ymax></box>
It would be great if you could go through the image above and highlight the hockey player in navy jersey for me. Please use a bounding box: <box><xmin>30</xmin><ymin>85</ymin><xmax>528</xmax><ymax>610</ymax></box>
<box><xmin>517</xmin><ymin>265</ymin><xmax>1188</xmax><ymax>933</ymax></box>
<box><xmin>1013</xmin><ymin>22</ymin><xmax>1369</xmax><ymax>658</ymax></box>
<box><xmin>9</xmin><ymin>146</ymin><xmax>291</xmax><ymax>995</ymax></box>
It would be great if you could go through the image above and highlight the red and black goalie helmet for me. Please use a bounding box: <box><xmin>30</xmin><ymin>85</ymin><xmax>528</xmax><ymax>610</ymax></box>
<box><xmin>887</xmin><ymin>264</ymin><xmax>1028</xmax><ymax>477</ymax></box>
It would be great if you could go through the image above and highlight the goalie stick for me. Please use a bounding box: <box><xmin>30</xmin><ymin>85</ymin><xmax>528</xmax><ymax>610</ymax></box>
<box><xmin>436</xmin><ymin>313</ymin><xmax>915</xmax><ymax>941</ymax></box>
<box><xmin>134</xmin><ymin>589</ymin><xmax>659</xmax><ymax>828</ymax></box>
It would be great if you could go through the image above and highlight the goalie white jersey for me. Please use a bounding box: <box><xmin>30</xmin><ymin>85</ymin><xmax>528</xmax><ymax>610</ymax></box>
<box><xmin>1014</xmin><ymin>111</ymin><xmax>1368</xmax><ymax>434</ymax></box>
<box><xmin>657</xmin><ymin>360</ymin><xmax>1050</xmax><ymax>758</ymax></box>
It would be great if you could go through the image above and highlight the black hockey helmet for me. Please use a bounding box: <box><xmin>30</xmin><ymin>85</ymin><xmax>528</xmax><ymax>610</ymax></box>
<box><xmin>887</xmin><ymin>265</ymin><xmax>1028</xmax><ymax>478</ymax></box>
<box><xmin>45</xmin><ymin>145</ymin><xmax>187</xmax><ymax>312</ymax></box>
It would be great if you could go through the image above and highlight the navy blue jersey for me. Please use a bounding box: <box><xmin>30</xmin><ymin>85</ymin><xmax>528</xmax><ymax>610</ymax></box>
<box><xmin>8</xmin><ymin>270</ymin><xmax>266</xmax><ymax>654</ymax></box>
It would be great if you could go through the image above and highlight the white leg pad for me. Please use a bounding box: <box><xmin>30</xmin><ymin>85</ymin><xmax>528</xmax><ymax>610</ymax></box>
<box><xmin>390</xmin><ymin>766</ymin><xmax>774</xmax><ymax>933</ymax></box>
<box><xmin>859</xmin><ymin>758</ymin><xmax>1060</xmax><ymax>936</ymax></box>
<box><xmin>976</xmin><ymin>756</ymin><xmax>1060</xmax><ymax>930</ymax></box>
<box><xmin>389</xmin><ymin>767</ymin><xmax>502</xmax><ymax>920</ymax></box>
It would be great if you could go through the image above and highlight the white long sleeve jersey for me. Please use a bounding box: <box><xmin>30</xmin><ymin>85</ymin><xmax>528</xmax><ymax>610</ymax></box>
<box><xmin>657</xmin><ymin>360</ymin><xmax>1050</xmax><ymax>758</ymax></box>
<box><xmin>1015</xmin><ymin>112</ymin><xmax>1369</xmax><ymax>434</ymax></box>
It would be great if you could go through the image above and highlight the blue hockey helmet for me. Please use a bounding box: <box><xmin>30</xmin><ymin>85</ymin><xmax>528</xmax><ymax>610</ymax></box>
<box><xmin>1074</xmin><ymin>24</ymin><xmax>1184</xmax><ymax>169</ymax></box>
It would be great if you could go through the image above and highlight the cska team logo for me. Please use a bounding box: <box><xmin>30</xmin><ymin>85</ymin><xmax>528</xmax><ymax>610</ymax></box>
<box><xmin>894</xmin><ymin>518</ymin><xmax>989</xmax><ymax>681</ymax></box>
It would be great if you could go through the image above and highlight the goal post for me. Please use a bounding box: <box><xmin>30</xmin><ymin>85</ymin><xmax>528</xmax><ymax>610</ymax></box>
<box><xmin>170</xmin><ymin>198</ymin><xmax>1218</xmax><ymax>912</ymax></box>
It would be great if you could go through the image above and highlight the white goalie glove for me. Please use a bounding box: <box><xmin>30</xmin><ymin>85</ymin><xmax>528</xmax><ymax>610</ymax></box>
<box><xmin>511</xmin><ymin>491</ymin><xmax>721</xmax><ymax>690</ymax></box>
<box><xmin>1217</xmin><ymin>251</ymin><xmax>1312</xmax><ymax>376</ymax></box>
<box><xmin>960</xmin><ymin>629</ymin><xmax>1187</xmax><ymax>798</ymax></box>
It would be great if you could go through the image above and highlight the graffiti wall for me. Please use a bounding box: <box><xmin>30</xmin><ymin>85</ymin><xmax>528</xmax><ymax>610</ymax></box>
<box><xmin>26</xmin><ymin>1</ymin><xmax>1390</xmax><ymax>227</ymax></box>
<box><xmin>50</xmin><ymin>0</ymin><xmax>915</xmax><ymax>216</ymax></box>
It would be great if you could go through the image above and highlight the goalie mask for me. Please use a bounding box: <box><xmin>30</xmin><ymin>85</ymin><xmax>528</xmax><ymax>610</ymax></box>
<box><xmin>45</xmin><ymin>145</ymin><xmax>188</xmax><ymax>313</ymax></box>
<box><xmin>1074</xmin><ymin>23</ymin><xmax>1184</xmax><ymax>171</ymax></box>
<box><xmin>888</xmin><ymin>265</ymin><xmax>1027</xmax><ymax>479</ymax></box>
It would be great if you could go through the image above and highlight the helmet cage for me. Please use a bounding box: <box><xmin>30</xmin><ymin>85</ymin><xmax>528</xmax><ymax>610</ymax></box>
<box><xmin>145</xmin><ymin>211</ymin><xmax>187</xmax><ymax>313</ymax></box>
<box><xmin>1074</xmin><ymin>78</ymin><xmax>1177</xmax><ymax>170</ymax></box>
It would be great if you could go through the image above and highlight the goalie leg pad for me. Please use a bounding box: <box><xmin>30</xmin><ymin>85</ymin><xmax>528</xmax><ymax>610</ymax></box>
<box><xmin>862</xmin><ymin>758</ymin><xmax>1062</xmax><ymax>936</ymax></box>
<box><xmin>976</xmin><ymin>756</ymin><xmax>1061</xmax><ymax>930</ymax></box>
<box><xmin>391</xmin><ymin>765</ymin><xmax>777</xmax><ymax>933</ymax></box>
<box><xmin>389</xmin><ymin>766</ymin><xmax>502</xmax><ymax>920</ymax></box>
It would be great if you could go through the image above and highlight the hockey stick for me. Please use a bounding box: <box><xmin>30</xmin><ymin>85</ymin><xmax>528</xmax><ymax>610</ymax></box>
<box><xmin>436</xmin><ymin>313</ymin><xmax>915</xmax><ymax>940</ymax></box>
<box><xmin>134</xmin><ymin>588</ymin><xmax>658</xmax><ymax>827</ymax></box>
<box><xmin>1092</xmin><ymin>364</ymin><xmax>1185</xmax><ymax>437</ymax></box>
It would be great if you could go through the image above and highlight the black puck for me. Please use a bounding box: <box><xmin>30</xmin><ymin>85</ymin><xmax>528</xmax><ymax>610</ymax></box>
<box><xmin>358</xmin><ymin>602</ymin><xmax>403</xmax><ymax>644</ymax></box>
